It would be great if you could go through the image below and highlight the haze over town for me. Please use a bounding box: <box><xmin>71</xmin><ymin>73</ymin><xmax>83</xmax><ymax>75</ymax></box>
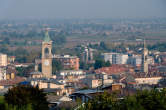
<box><xmin>0</xmin><ymin>0</ymin><xmax>166</xmax><ymax>110</ymax></box>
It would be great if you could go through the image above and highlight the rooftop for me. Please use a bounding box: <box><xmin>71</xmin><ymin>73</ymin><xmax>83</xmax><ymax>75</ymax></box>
<box><xmin>53</xmin><ymin>55</ymin><xmax>78</xmax><ymax>59</ymax></box>
<box><xmin>95</xmin><ymin>64</ymin><xmax>128</xmax><ymax>75</ymax></box>
<box><xmin>0</xmin><ymin>77</ymin><xmax>26</xmax><ymax>86</ymax></box>
<box><xmin>30</xmin><ymin>71</ymin><xmax>42</xmax><ymax>75</ymax></box>
<box><xmin>72</xmin><ymin>89</ymin><xmax>103</xmax><ymax>95</ymax></box>
<box><xmin>27</xmin><ymin>78</ymin><xmax>63</xmax><ymax>85</ymax></box>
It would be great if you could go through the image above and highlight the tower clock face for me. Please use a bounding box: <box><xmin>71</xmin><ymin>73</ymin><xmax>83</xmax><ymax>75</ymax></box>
<box><xmin>44</xmin><ymin>60</ymin><xmax>49</xmax><ymax>66</ymax></box>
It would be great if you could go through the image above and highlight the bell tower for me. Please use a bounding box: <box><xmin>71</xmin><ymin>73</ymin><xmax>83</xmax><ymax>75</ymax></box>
<box><xmin>42</xmin><ymin>30</ymin><xmax>52</xmax><ymax>78</ymax></box>
<box><xmin>141</xmin><ymin>39</ymin><xmax>149</xmax><ymax>73</ymax></box>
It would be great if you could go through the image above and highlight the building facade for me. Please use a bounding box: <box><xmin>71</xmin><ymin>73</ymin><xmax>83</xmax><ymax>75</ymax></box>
<box><xmin>128</xmin><ymin>55</ymin><xmax>142</xmax><ymax>67</ymax></box>
<box><xmin>135</xmin><ymin>77</ymin><xmax>162</xmax><ymax>85</ymax></box>
<box><xmin>102</xmin><ymin>53</ymin><xmax>128</xmax><ymax>64</ymax></box>
<box><xmin>0</xmin><ymin>54</ymin><xmax>7</xmax><ymax>66</ymax></box>
<box><xmin>54</xmin><ymin>55</ymin><xmax>79</xmax><ymax>70</ymax></box>
<box><xmin>60</xmin><ymin>70</ymin><xmax>85</xmax><ymax>76</ymax></box>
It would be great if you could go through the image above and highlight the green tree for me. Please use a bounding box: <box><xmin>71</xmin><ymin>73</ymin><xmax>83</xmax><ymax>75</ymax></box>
<box><xmin>52</xmin><ymin>59</ymin><xmax>63</xmax><ymax>74</ymax></box>
<box><xmin>83</xmin><ymin>92</ymin><xmax>118</xmax><ymax>110</ymax></box>
<box><xmin>94</xmin><ymin>59</ymin><xmax>111</xmax><ymax>69</ymax></box>
<box><xmin>94</xmin><ymin>59</ymin><xmax>105</xmax><ymax>69</ymax></box>
<box><xmin>121</xmin><ymin>89</ymin><xmax>166</xmax><ymax>110</ymax></box>
<box><xmin>105</xmin><ymin>61</ymin><xmax>111</xmax><ymax>67</ymax></box>
<box><xmin>80</xmin><ymin>61</ymin><xmax>94</xmax><ymax>70</ymax></box>
<box><xmin>80</xmin><ymin>89</ymin><xmax>166</xmax><ymax>110</ymax></box>
<box><xmin>4</xmin><ymin>85</ymin><xmax>49</xmax><ymax>110</ymax></box>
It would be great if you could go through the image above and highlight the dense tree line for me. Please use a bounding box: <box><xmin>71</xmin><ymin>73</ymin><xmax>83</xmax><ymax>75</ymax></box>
<box><xmin>0</xmin><ymin>30</ymin><xmax>66</xmax><ymax>46</ymax></box>
<box><xmin>148</xmin><ymin>43</ymin><xmax>166</xmax><ymax>52</ymax></box>
<box><xmin>79</xmin><ymin>89</ymin><xmax>166</xmax><ymax>110</ymax></box>
<box><xmin>1</xmin><ymin>86</ymin><xmax>166</xmax><ymax>110</ymax></box>
<box><xmin>0</xmin><ymin>85</ymin><xmax>49</xmax><ymax>110</ymax></box>
<box><xmin>89</xmin><ymin>42</ymin><xmax>127</xmax><ymax>53</ymax></box>
<box><xmin>79</xmin><ymin>59</ymin><xmax>110</xmax><ymax>70</ymax></box>
<box><xmin>89</xmin><ymin>41</ymin><xmax>166</xmax><ymax>54</ymax></box>
<box><xmin>0</xmin><ymin>45</ymin><xmax>41</xmax><ymax>63</ymax></box>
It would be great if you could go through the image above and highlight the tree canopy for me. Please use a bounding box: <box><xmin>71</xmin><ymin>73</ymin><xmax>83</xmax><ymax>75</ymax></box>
<box><xmin>4</xmin><ymin>85</ymin><xmax>49</xmax><ymax>110</ymax></box>
<box><xmin>80</xmin><ymin>89</ymin><xmax>166</xmax><ymax>110</ymax></box>
<box><xmin>52</xmin><ymin>59</ymin><xmax>63</xmax><ymax>74</ymax></box>
<box><xmin>94</xmin><ymin>59</ymin><xmax>111</xmax><ymax>69</ymax></box>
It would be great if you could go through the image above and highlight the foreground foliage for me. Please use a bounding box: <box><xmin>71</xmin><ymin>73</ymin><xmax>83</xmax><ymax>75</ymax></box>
<box><xmin>80</xmin><ymin>89</ymin><xmax>166</xmax><ymax>110</ymax></box>
<box><xmin>1</xmin><ymin>85</ymin><xmax>49</xmax><ymax>110</ymax></box>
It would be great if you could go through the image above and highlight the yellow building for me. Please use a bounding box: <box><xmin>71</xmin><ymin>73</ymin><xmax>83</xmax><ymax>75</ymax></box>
<box><xmin>0</xmin><ymin>54</ymin><xmax>7</xmax><ymax>66</ymax></box>
<box><xmin>6</xmin><ymin>67</ymin><xmax>16</xmax><ymax>80</ymax></box>
<box><xmin>30</xmin><ymin>72</ymin><xmax>43</xmax><ymax>78</ymax></box>
<box><xmin>6</xmin><ymin>73</ymin><xmax>15</xmax><ymax>80</ymax></box>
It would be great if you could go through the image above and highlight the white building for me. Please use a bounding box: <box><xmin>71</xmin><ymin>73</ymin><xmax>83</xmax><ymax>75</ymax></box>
<box><xmin>0</xmin><ymin>54</ymin><xmax>7</xmax><ymax>66</ymax></box>
<box><xmin>128</xmin><ymin>55</ymin><xmax>142</xmax><ymax>66</ymax></box>
<box><xmin>102</xmin><ymin>53</ymin><xmax>113</xmax><ymax>63</ymax></box>
<box><xmin>100</xmin><ymin>73</ymin><xmax>114</xmax><ymax>86</ymax></box>
<box><xmin>113</xmin><ymin>54</ymin><xmax>128</xmax><ymax>64</ymax></box>
<box><xmin>135</xmin><ymin>77</ymin><xmax>162</xmax><ymax>85</ymax></box>
<box><xmin>102</xmin><ymin>53</ymin><xmax>128</xmax><ymax>64</ymax></box>
<box><xmin>60</xmin><ymin>70</ymin><xmax>85</xmax><ymax>76</ymax></box>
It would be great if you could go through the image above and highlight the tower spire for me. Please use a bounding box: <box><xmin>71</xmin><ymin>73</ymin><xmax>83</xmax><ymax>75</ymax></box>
<box><xmin>144</xmin><ymin>38</ymin><xmax>146</xmax><ymax>51</ymax></box>
<box><xmin>142</xmin><ymin>38</ymin><xmax>149</xmax><ymax>74</ymax></box>
<box><xmin>43</xmin><ymin>30</ymin><xmax>51</xmax><ymax>42</ymax></box>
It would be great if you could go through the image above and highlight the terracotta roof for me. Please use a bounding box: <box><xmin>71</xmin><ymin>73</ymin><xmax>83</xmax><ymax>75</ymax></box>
<box><xmin>0</xmin><ymin>77</ymin><xmax>26</xmax><ymax>86</ymax></box>
<box><xmin>95</xmin><ymin>65</ymin><xmax>128</xmax><ymax>75</ymax></box>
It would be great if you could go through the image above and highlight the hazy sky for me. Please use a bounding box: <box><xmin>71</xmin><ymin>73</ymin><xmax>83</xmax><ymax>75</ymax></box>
<box><xmin>0</xmin><ymin>0</ymin><xmax>165</xmax><ymax>19</ymax></box>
